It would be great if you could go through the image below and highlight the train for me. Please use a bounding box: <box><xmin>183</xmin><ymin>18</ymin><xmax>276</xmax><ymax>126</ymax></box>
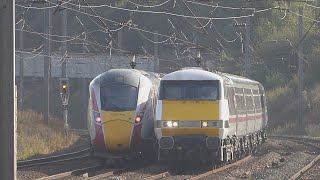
<box><xmin>87</xmin><ymin>69</ymin><xmax>161</xmax><ymax>162</ymax></box>
<box><xmin>154</xmin><ymin>67</ymin><xmax>268</xmax><ymax>163</ymax></box>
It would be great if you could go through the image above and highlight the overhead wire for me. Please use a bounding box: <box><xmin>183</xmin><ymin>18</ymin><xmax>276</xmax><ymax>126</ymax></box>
<box><xmin>176</xmin><ymin>0</ymin><xmax>243</xmax><ymax>67</ymax></box>
<box><xmin>49</xmin><ymin>1</ymin><xmax>259</xmax><ymax>20</ymax></box>
<box><xmin>19</xmin><ymin>21</ymin><xmax>86</xmax><ymax>43</ymax></box>
<box><xmin>50</xmin><ymin>1</ymin><xmax>218</xmax><ymax>54</ymax></box>
<box><xmin>305</xmin><ymin>3</ymin><xmax>320</xmax><ymax>9</ymax></box>
<box><xmin>15</xmin><ymin>0</ymin><xmax>279</xmax><ymax>73</ymax></box>
<box><xmin>286</xmin><ymin>39</ymin><xmax>310</xmax><ymax>65</ymax></box>
<box><xmin>16</xmin><ymin>2</ymin><xmax>256</xmax><ymax>20</ymax></box>
<box><xmin>16</xmin><ymin>0</ymin><xmax>274</xmax><ymax>56</ymax></box>
<box><xmin>288</xmin><ymin>9</ymin><xmax>320</xmax><ymax>23</ymax></box>
<box><xmin>295</xmin><ymin>12</ymin><xmax>320</xmax><ymax>48</ymax></box>
<box><xmin>80</xmin><ymin>0</ymin><xmax>135</xmax><ymax>62</ymax></box>
<box><xmin>137</xmin><ymin>30</ymin><xmax>174</xmax><ymax>44</ymax></box>
<box><xmin>127</xmin><ymin>0</ymin><xmax>172</xmax><ymax>8</ymax></box>
<box><xmin>16</xmin><ymin>50</ymin><xmax>44</xmax><ymax>60</ymax></box>
<box><xmin>184</xmin><ymin>0</ymin><xmax>256</xmax><ymax>10</ymax></box>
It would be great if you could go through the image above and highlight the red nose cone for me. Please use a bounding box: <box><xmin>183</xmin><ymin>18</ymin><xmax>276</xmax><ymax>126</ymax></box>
<box><xmin>135</xmin><ymin>116</ymin><xmax>141</xmax><ymax>123</ymax></box>
<box><xmin>96</xmin><ymin>117</ymin><xmax>101</xmax><ymax>123</ymax></box>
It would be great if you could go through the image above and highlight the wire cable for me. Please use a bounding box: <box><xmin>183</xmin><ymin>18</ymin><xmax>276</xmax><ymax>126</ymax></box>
<box><xmin>288</xmin><ymin>9</ymin><xmax>320</xmax><ymax>23</ymax></box>
<box><xmin>127</xmin><ymin>0</ymin><xmax>172</xmax><ymax>8</ymax></box>
<box><xmin>52</xmin><ymin>1</ymin><xmax>258</xmax><ymax>20</ymax></box>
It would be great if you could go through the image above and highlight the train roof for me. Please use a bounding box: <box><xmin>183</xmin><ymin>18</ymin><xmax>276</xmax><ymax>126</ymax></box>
<box><xmin>90</xmin><ymin>69</ymin><xmax>162</xmax><ymax>87</ymax></box>
<box><xmin>161</xmin><ymin>67</ymin><xmax>262</xmax><ymax>87</ymax></box>
<box><xmin>162</xmin><ymin>68</ymin><xmax>224</xmax><ymax>81</ymax></box>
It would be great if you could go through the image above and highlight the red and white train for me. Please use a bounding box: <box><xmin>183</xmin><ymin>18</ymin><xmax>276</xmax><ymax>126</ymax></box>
<box><xmin>87</xmin><ymin>69</ymin><xmax>161</xmax><ymax>162</ymax></box>
<box><xmin>154</xmin><ymin>67</ymin><xmax>268</xmax><ymax>163</ymax></box>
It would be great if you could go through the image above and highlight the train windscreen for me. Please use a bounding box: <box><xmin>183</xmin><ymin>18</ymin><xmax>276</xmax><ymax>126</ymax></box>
<box><xmin>100</xmin><ymin>85</ymin><xmax>137</xmax><ymax>111</ymax></box>
<box><xmin>160</xmin><ymin>80</ymin><xmax>219</xmax><ymax>100</ymax></box>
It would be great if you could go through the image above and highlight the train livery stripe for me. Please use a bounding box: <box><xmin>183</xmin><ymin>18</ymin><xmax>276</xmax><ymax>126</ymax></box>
<box><xmin>101</xmin><ymin>111</ymin><xmax>135</xmax><ymax>151</ymax></box>
<box><xmin>92</xmin><ymin>124</ymin><xmax>106</xmax><ymax>149</ymax></box>
<box><xmin>229</xmin><ymin>114</ymin><xmax>263</xmax><ymax>123</ymax></box>
<box><xmin>162</xmin><ymin>100</ymin><xmax>219</xmax><ymax>120</ymax></box>
<box><xmin>90</xmin><ymin>88</ymin><xmax>99</xmax><ymax>112</ymax></box>
<box><xmin>162</xmin><ymin>128</ymin><xmax>219</xmax><ymax>136</ymax></box>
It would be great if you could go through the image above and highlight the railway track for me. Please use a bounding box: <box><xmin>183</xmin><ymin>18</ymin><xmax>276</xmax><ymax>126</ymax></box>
<box><xmin>269</xmin><ymin>135</ymin><xmax>320</xmax><ymax>180</ymax></box>
<box><xmin>139</xmin><ymin>155</ymin><xmax>252</xmax><ymax>180</ymax></box>
<box><xmin>19</xmin><ymin>135</ymin><xmax>320</xmax><ymax>180</ymax></box>
<box><xmin>17</xmin><ymin>148</ymin><xmax>90</xmax><ymax>169</ymax></box>
<box><xmin>34</xmin><ymin>165</ymin><xmax>112</xmax><ymax>180</ymax></box>
<box><xmin>35</xmin><ymin>161</ymin><xmax>158</xmax><ymax>180</ymax></box>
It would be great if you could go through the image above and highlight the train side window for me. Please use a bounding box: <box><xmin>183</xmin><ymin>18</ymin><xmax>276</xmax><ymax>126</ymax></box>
<box><xmin>254</xmin><ymin>96</ymin><xmax>261</xmax><ymax>109</ymax></box>
<box><xmin>227</xmin><ymin>87</ymin><xmax>236</xmax><ymax>114</ymax></box>
<box><xmin>224</xmin><ymin>84</ymin><xmax>228</xmax><ymax>100</ymax></box>
<box><xmin>235</xmin><ymin>95</ymin><xmax>245</xmax><ymax>111</ymax></box>
<box><xmin>261</xmin><ymin>94</ymin><xmax>265</xmax><ymax>108</ymax></box>
<box><xmin>245</xmin><ymin>95</ymin><xmax>254</xmax><ymax>111</ymax></box>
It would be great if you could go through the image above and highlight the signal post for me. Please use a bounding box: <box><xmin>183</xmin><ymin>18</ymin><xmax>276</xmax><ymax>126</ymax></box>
<box><xmin>60</xmin><ymin>78</ymin><xmax>70</xmax><ymax>136</ymax></box>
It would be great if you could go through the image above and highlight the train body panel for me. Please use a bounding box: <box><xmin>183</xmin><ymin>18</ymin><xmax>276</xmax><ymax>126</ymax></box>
<box><xmin>161</xmin><ymin>100</ymin><xmax>219</xmax><ymax>120</ymax></box>
<box><xmin>88</xmin><ymin>69</ymin><xmax>161</xmax><ymax>159</ymax></box>
<box><xmin>155</xmin><ymin>67</ymin><xmax>268</xmax><ymax>162</ymax></box>
<box><xmin>102</xmin><ymin>110</ymin><xmax>135</xmax><ymax>151</ymax></box>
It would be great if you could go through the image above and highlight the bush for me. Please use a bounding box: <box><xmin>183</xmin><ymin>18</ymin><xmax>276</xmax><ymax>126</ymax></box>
<box><xmin>17</xmin><ymin>111</ymin><xmax>79</xmax><ymax>160</ymax></box>
<box><xmin>265</xmin><ymin>72</ymin><xmax>289</xmax><ymax>90</ymax></box>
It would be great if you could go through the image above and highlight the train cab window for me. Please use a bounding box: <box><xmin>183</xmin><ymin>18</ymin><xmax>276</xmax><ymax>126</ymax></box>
<box><xmin>100</xmin><ymin>85</ymin><xmax>137</xmax><ymax>111</ymax></box>
<box><xmin>160</xmin><ymin>80</ymin><xmax>219</xmax><ymax>100</ymax></box>
<box><xmin>194</xmin><ymin>86</ymin><xmax>218</xmax><ymax>100</ymax></box>
<box><xmin>164</xmin><ymin>86</ymin><xmax>184</xmax><ymax>99</ymax></box>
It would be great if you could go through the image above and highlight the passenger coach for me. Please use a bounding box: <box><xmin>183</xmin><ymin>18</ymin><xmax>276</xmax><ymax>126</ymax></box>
<box><xmin>155</xmin><ymin>67</ymin><xmax>267</xmax><ymax>163</ymax></box>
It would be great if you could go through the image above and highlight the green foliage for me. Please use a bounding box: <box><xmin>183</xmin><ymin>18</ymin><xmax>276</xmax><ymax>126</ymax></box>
<box><xmin>305</xmin><ymin>44</ymin><xmax>320</xmax><ymax>86</ymax></box>
<box><xmin>265</xmin><ymin>72</ymin><xmax>289</xmax><ymax>89</ymax></box>
<box><xmin>255</xmin><ymin>1</ymin><xmax>319</xmax><ymax>89</ymax></box>
<box><xmin>266</xmin><ymin>85</ymin><xmax>290</xmax><ymax>105</ymax></box>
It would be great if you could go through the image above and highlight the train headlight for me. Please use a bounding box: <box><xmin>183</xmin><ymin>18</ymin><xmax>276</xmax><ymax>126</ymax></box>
<box><xmin>166</xmin><ymin>121</ymin><xmax>173</xmax><ymax>128</ymax></box>
<box><xmin>200</xmin><ymin>120</ymin><xmax>224</xmax><ymax>128</ymax></box>
<box><xmin>163</xmin><ymin>121</ymin><xmax>179</xmax><ymax>128</ymax></box>
<box><xmin>172</xmin><ymin>121</ymin><xmax>178</xmax><ymax>127</ymax></box>
<box><xmin>202</xmin><ymin>121</ymin><xmax>208</xmax><ymax>127</ymax></box>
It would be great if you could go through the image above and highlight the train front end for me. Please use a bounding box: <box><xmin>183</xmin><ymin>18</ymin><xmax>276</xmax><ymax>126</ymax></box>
<box><xmin>155</xmin><ymin>68</ymin><xmax>228</xmax><ymax>162</ymax></box>
<box><xmin>88</xmin><ymin>69</ymin><xmax>155</xmax><ymax>159</ymax></box>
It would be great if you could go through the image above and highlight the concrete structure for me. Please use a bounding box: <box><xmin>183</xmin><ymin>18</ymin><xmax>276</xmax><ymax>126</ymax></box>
<box><xmin>15</xmin><ymin>53</ymin><xmax>155</xmax><ymax>78</ymax></box>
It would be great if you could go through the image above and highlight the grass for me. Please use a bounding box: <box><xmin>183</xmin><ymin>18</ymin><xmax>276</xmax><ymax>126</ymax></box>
<box><xmin>17</xmin><ymin>111</ymin><xmax>79</xmax><ymax>160</ymax></box>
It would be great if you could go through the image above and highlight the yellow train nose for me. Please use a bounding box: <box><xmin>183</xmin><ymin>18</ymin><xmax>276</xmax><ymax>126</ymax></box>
<box><xmin>104</xmin><ymin>120</ymin><xmax>132</xmax><ymax>151</ymax></box>
<box><xmin>101</xmin><ymin>111</ymin><xmax>135</xmax><ymax>152</ymax></box>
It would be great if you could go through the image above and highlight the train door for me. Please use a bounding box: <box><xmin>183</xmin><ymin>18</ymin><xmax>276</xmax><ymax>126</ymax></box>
<box><xmin>254</xmin><ymin>90</ymin><xmax>262</xmax><ymax>132</ymax></box>
<box><xmin>261</xmin><ymin>93</ymin><xmax>267</xmax><ymax>128</ymax></box>
<box><xmin>245</xmin><ymin>89</ymin><xmax>254</xmax><ymax>134</ymax></box>
<box><xmin>252</xmin><ymin>90</ymin><xmax>257</xmax><ymax>132</ymax></box>
<box><xmin>243</xmin><ymin>88</ymin><xmax>248</xmax><ymax>136</ymax></box>
<box><xmin>227</xmin><ymin>87</ymin><xmax>237</xmax><ymax>136</ymax></box>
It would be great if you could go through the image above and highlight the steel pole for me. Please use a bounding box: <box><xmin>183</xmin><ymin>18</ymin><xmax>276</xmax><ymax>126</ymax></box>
<box><xmin>19</xmin><ymin>25</ymin><xmax>24</xmax><ymax>109</ymax></box>
<box><xmin>62</xmin><ymin>7</ymin><xmax>67</xmax><ymax>78</ymax></box>
<box><xmin>43</xmin><ymin>1</ymin><xmax>51</xmax><ymax>125</ymax></box>
<box><xmin>0</xmin><ymin>0</ymin><xmax>16</xmax><ymax>179</ymax></box>
<box><xmin>298</xmin><ymin>7</ymin><xmax>304</xmax><ymax>131</ymax></box>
